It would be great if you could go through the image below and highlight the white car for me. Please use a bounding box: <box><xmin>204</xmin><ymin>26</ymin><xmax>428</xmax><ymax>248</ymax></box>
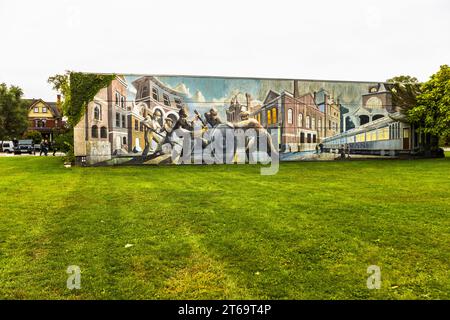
<box><xmin>1</xmin><ymin>141</ymin><xmax>15</xmax><ymax>153</ymax></box>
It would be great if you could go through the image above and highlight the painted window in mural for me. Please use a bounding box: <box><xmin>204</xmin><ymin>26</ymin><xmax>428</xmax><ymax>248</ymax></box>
<box><xmin>91</xmin><ymin>125</ymin><xmax>98</xmax><ymax>138</ymax></box>
<box><xmin>287</xmin><ymin>109</ymin><xmax>292</xmax><ymax>124</ymax></box>
<box><xmin>115</xmin><ymin>92</ymin><xmax>120</xmax><ymax>106</ymax></box>
<box><xmin>142</xmin><ymin>86</ymin><xmax>149</xmax><ymax>98</ymax></box>
<box><xmin>94</xmin><ymin>105</ymin><xmax>100</xmax><ymax>120</ymax></box>
<box><xmin>152</xmin><ymin>87</ymin><xmax>158</xmax><ymax>101</ymax></box>
<box><xmin>272</xmin><ymin>108</ymin><xmax>278</xmax><ymax>124</ymax></box>
<box><xmin>100</xmin><ymin>126</ymin><xmax>107</xmax><ymax>139</ymax></box>
<box><xmin>163</xmin><ymin>93</ymin><xmax>171</xmax><ymax>106</ymax></box>
<box><xmin>115</xmin><ymin>113</ymin><xmax>120</xmax><ymax>127</ymax></box>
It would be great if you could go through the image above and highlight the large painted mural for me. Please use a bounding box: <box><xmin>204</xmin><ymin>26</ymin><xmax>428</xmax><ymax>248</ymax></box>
<box><xmin>74</xmin><ymin>74</ymin><xmax>418</xmax><ymax>166</ymax></box>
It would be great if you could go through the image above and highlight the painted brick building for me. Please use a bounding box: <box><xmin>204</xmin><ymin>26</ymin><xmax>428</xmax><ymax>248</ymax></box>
<box><xmin>251</xmin><ymin>81</ymin><xmax>340</xmax><ymax>152</ymax></box>
<box><xmin>74</xmin><ymin>75</ymin><xmax>129</xmax><ymax>164</ymax></box>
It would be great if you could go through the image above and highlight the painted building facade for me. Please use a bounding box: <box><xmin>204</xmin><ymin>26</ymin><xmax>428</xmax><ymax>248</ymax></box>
<box><xmin>249</xmin><ymin>81</ymin><xmax>341</xmax><ymax>152</ymax></box>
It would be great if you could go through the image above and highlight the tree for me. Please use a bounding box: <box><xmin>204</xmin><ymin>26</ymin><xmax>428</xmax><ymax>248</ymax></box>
<box><xmin>53</xmin><ymin>129</ymin><xmax>73</xmax><ymax>153</ymax></box>
<box><xmin>408</xmin><ymin>65</ymin><xmax>450</xmax><ymax>139</ymax></box>
<box><xmin>386</xmin><ymin>75</ymin><xmax>421</xmax><ymax>115</ymax></box>
<box><xmin>23</xmin><ymin>130</ymin><xmax>42</xmax><ymax>144</ymax></box>
<box><xmin>0</xmin><ymin>83</ymin><xmax>29</xmax><ymax>140</ymax></box>
<box><xmin>387</xmin><ymin>75</ymin><xmax>419</xmax><ymax>83</ymax></box>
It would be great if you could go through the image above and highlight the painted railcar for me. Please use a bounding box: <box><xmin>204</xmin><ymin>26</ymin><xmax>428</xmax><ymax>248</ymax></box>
<box><xmin>321</xmin><ymin>112</ymin><xmax>414</xmax><ymax>156</ymax></box>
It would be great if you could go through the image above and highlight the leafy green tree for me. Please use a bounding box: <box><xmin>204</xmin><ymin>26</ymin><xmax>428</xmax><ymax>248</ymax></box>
<box><xmin>23</xmin><ymin>130</ymin><xmax>42</xmax><ymax>144</ymax></box>
<box><xmin>53</xmin><ymin>129</ymin><xmax>73</xmax><ymax>153</ymax></box>
<box><xmin>386</xmin><ymin>75</ymin><xmax>421</xmax><ymax>114</ymax></box>
<box><xmin>0</xmin><ymin>83</ymin><xmax>28</xmax><ymax>140</ymax></box>
<box><xmin>387</xmin><ymin>75</ymin><xmax>419</xmax><ymax>83</ymax></box>
<box><xmin>408</xmin><ymin>65</ymin><xmax>450</xmax><ymax>139</ymax></box>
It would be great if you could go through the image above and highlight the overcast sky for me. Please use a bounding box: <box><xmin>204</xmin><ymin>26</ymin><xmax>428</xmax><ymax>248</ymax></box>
<box><xmin>0</xmin><ymin>0</ymin><xmax>449</xmax><ymax>101</ymax></box>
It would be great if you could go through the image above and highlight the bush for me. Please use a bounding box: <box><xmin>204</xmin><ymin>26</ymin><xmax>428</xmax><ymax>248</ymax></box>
<box><xmin>53</xmin><ymin>129</ymin><xmax>75</xmax><ymax>163</ymax></box>
<box><xmin>23</xmin><ymin>130</ymin><xmax>42</xmax><ymax>144</ymax></box>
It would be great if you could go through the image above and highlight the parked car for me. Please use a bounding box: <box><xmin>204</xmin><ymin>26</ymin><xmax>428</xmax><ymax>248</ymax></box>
<box><xmin>1</xmin><ymin>141</ymin><xmax>15</xmax><ymax>153</ymax></box>
<box><xmin>14</xmin><ymin>139</ymin><xmax>34</xmax><ymax>155</ymax></box>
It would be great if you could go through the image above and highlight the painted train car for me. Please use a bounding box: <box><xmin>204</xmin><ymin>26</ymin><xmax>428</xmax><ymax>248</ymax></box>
<box><xmin>321</xmin><ymin>112</ymin><xmax>416</xmax><ymax>156</ymax></box>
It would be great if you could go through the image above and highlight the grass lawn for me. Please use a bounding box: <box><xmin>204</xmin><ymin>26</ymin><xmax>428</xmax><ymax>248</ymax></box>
<box><xmin>0</xmin><ymin>156</ymin><xmax>449</xmax><ymax>300</ymax></box>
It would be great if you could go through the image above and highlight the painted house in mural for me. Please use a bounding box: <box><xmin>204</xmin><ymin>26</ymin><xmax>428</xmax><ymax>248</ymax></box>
<box><xmin>26</xmin><ymin>97</ymin><xmax>65</xmax><ymax>141</ymax></box>
<box><xmin>72</xmin><ymin>73</ymin><xmax>439</xmax><ymax>165</ymax></box>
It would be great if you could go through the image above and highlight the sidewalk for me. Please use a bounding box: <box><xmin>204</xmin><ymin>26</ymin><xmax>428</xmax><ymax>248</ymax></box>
<box><xmin>0</xmin><ymin>152</ymin><xmax>66</xmax><ymax>157</ymax></box>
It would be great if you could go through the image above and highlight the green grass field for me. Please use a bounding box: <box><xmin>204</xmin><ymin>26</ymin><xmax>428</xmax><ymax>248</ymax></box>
<box><xmin>0</xmin><ymin>155</ymin><xmax>449</xmax><ymax>299</ymax></box>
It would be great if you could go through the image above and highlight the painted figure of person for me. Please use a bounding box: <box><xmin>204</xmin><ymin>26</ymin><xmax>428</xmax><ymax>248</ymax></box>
<box><xmin>142</xmin><ymin>110</ymin><xmax>162</xmax><ymax>157</ymax></box>
<box><xmin>204</xmin><ymin>107</ymin><xmax>223</xmax><ymax>128</ymax></box>
<box><xmin>233</xmin><ymin>111</ymin><xmax>278</xmax><ymax>157</ymax></box>
<box><xmin>173</xmin><ymin>107</ymin><xmax>197</xmax><ymax>132</ymax></box>
<box><xmin>345</xmin><ymin>143</ymin><xmax>351</xmax><ymax>159</ymax></box>
<box><xmin>339</xmin><ymin>144</ymin><xmax>345</xmax><ymax>159</ymax></box>
<box><xmin>172</xmin><ymin>107</ymin><xmax>210</xmax><ymax>156</ymax></box>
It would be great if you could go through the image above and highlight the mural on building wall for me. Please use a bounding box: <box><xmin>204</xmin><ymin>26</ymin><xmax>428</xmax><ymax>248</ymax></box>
<box><xmin>74</xmin><ymin>73</ymin><xmax>421</xmax><ymax>165</ymax></box>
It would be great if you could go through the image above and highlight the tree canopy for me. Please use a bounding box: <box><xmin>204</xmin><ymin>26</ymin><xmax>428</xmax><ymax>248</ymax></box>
<box><xmin>0</xmin><ymin>83</ymin><xmax>28</xmax><ymax>140</ymax></box>
<box><xmin>386</xmin><ymin>75</ymin><xmax>422</xmax><ymax>114</ymax></box>
<box><xmin>408</xmin><ymin>65</ymin><xmax>450</xmax><ymax>138</ymax></box>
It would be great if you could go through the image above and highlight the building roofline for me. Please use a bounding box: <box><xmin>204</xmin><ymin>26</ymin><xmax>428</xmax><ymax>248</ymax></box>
<box><xmin>73</xmin><ymin>71</ymin><xmax>388</xmax><ymax>85</ymax></box>
<box><xmin>26</xmin><ymin>98</ymin><xmax>61</xmax><ymax>118</ymax></box>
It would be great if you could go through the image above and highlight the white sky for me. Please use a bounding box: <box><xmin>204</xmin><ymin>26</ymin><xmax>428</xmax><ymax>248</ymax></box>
<box><xmin>0</xmin><ymin>0</ymin><xmax>449</xmax><ymax>101</ymax></box>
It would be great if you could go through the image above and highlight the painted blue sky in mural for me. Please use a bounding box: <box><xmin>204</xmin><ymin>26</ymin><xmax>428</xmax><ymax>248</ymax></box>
<box><xmin>125</xmin><ymin>75</ymin><xmax>263</xmax><ymax>104</ymax></box>
<box><xmin>124</xmin><ymin>74</ymin><xmax>381</xmax><ymax>119</ymax></box>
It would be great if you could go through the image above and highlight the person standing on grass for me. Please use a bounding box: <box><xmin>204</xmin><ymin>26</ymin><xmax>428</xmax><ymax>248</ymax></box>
<box><xmin>43</xmin><ymin>140</ymin><xmax>49</xmax><ymax>156</ymax></box>
<box><xmin>39</xmin><ymin>140</ymin><xmax>44</xmax><ymax>156</ymax></box>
